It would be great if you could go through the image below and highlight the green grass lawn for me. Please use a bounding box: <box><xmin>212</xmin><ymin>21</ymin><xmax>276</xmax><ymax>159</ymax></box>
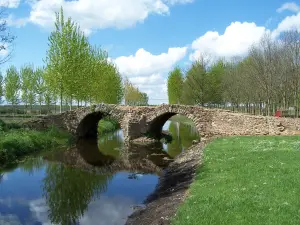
<box><xmin>172</xmin><ymin>136</ymin><xmax>300</xmax><ymax>225</ymax></box>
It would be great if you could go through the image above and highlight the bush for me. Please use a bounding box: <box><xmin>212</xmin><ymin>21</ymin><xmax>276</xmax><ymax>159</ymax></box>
<box><xmin>0</xmin><ymin>127</ymin><xmax>72</xmax><ymax>166</ymax></box>
<box><xmin>0</xmin><ymin>119</ymin><xmax>5</xmax><ymax>130</ymax></box>
<box><xmin>0</xmin><ymin>119</ymin><xmax>22</xmax><ymax>131</ymax></box>
<box><xmin>97</xmin><ymin>117</ymin><xmax>120</xmax><ymax>135</ymax></box>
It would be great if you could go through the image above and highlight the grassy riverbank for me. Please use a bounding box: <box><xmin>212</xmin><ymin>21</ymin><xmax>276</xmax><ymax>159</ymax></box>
<box><xmin>172</xmin><ymin>136</ymin><xmax>300</xmax><ymax>225</ymax></box>
<box><xmin>98</xmin><ymin>117</ymin><xmax>120</xmax><ymax>135</ymax></box>
<box><xmin>0</xmin><ymin>119</ymin><xmax>72</xmax><ymax>167</ymax></box>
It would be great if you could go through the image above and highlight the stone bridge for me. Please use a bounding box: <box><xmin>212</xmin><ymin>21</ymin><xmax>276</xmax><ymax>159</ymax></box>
<box><xmin>25</xmin><ymin>104</ymin><xmax>300</xmax><ymax>141</ymax></box>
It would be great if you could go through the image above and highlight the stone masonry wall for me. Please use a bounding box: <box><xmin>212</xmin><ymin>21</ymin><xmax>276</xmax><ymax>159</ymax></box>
<box><xmin>23</xmin><ymin>104</ymin><xmax>300</xmax><ymax>140</ymax></box>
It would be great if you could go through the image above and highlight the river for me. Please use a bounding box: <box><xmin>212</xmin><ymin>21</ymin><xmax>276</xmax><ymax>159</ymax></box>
<box><xmin>0</xmin><ymin>120</ymin><xmax>199</xmax><ymax>225</ymax></box>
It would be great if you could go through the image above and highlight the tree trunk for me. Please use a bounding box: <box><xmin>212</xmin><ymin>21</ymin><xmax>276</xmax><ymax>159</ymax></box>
<box><xmin>60</xmin><ymin>91</ymin><xmax>63</xmax><ymax>114</ymax></box>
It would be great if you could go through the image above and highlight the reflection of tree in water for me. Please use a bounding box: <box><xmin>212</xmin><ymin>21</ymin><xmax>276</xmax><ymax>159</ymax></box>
<box><xmin>19</xmin><ymin>157</ymin><xmax>45</xmax><ymax>175</ymax></box>
<box><xmin>38</xmin><ymin>129</ymin><xmax>177</xmax><ymax>224</ymax></box>
<box><xmin>180</xmin><ymin>122</ymin><xmax>199</xmax><ymax>149</ymax></box>
<box><xmin>42</xmin><ymin>163</ymin><xmax>112</xmax><ymax>225</ymax></box>
<box><xmin>97</xmin><ymin>130</ymin><xmax>123</xmax><ymax>158</ymax></box>
<box><xmin>167</xmin><ymin>121</ymin><xmax>200</xmax><ymax>157</ymax></box>
<box><xmin>167</xmin><ymin>122</ymin><xmax>183</xmax><ymax>157</ymax></box>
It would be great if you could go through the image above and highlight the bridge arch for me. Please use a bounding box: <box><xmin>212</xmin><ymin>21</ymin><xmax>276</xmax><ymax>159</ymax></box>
<box><xmin>76</xmin><ymin>109</ymin><xmax>125</xmax><ymax>139</ymax></box>
<box><xmin>146</xmin><ymin>106</ymin><xmax>206</xmax><ymax>139</ymax></box>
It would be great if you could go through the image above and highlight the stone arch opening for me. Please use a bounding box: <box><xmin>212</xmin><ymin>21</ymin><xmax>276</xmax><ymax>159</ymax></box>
<box><xmin>147</xmin><ymin>112</ymin><xmax>199</xmax><ymax>139</ymax></box>
<box><xmin>147</xmin><ymin>112</ymin><xmax>177</xmax><ymax>139</ymax></box>
<box><xmin>147</xmin><ymin>111</ymin><xmax>201</xmax><ymax>159</ymax></box>
<box><xmin>76</xmin><ymin>111</ymin><xmax>121</xmax><ymax>139</ymax></box>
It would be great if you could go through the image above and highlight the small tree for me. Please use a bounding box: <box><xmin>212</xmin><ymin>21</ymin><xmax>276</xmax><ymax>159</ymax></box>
<box><xmin>140</xmin><ymin>92</ymin><xmax>149</xmax><ymax>106</ymax></box>
<box><xmin>181</xmin><ymin>60</ymin><xmax>208</xmax><ymax>106</ymax></box>
<box><xmin>167</xmin><ymin>67</ymin><xmax>184</xmax><ymax>104</ymax></box>
<box><xmin>5</xmin><ymin>65</ymin><xmax>20</xmax><ymax>112</ymax></box>
<box><xmin>45</xmin><ymin>7</ymin><xmax>77</xmax><ymax>112</ymax></box>
<box><xmin>20</xmin><ymin>64</ymin><xmax>34</xmax><ymax>111</ymax></box>
<box><xmin>35</xmin><ymin>67</ymin><xmax>45</xmax><ymax>114</ymax></box>
<box><xmin>124</xmin><ymin>77</ymin><xmax>148</xmax><ymax>106</ymax></box>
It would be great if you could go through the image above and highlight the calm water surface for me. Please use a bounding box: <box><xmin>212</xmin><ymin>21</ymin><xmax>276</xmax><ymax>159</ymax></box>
<box><xmin>0</xmin><ymin>120</ymin><xmax>199</xmax><ymax>225</ymax></box>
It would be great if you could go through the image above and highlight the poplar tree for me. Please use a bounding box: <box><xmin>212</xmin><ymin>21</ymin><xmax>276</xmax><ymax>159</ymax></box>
<box><xmin>35</xmin><ymin>67</ymin><xmax>46</xmax><ymax>113</ymax></box>
<box><xmin>181</xmin><ymin>60</ymin><xmax>207</xmax><ymax>105</ymax></box>
<box><xmin>28</xmin><ymin>66</ymin><xmax>38</xmax><ymax>110</ymax></box>
<box><xmin>45</xmin><ymin>7</ymin><xmax>82</xmax><ymax>112</ymax></box>
<box><xmin>167</xmin><ymin>67</ymin><xmax>183</xmax><ymax>104</ymax></box>
<box><xmin>124</xmin><ymin>77</ymin><xmax>148</xmax><ymax>105</ymax></box>
<box><xmin>20</xmin><ymin>64</ymin><xmax>34</xmax><ymax>110</ymax></box>
<box><xmin>4</xmin><ymin>65</ymin><xmax>20</xmax><ymax>109</ymax></box>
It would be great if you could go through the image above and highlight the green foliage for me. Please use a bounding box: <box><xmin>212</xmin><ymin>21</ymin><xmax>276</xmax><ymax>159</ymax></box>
<box><xmin>124</xmin><ymin>77</ymin><xmax>149</xmax><ymax>105</ymax></box>
<box><xmin>0</xmin><ymin>119</ymin><xmax>22</xmax><ymax>131</ymax></box>
<box><xmin>20</xmin><ymin>64</ymin><xmax>34</xmax><ymax>108</ymax></box>
<box><xmin>0</xmin><ymin>119</ymin><xmax>5</xmax><ymax>131</ymax></box>
<box><xmin>42</xmin><ymin>162</ymin><xmax>112</xmax><ymax>224</ymax></box>
<box><xmin>5</xmin><ymin>65</ymin><xmax>20</xmax><ymax>107</ymax></box>
<box><xmin>172</xmin><ymin>136</ymin><xmax>300</xmax><ymax>225</ymax></box>
<box><xmin>181</xmin><ymin>60</ymin><xmax>207</xmax><ymax>105</ymax></box>
<box><xmin>97</xmin><ymin>117</ymin><xmax>120</xmax><ymax>135</ymax></box>
<box><xmin>0</xmin><ymin>7</ymin><xmax>136</xmax><ymax>112</ymax></box>
<box><xmin>44</xmin><ymin>8</ymin><xmax>124</xmax><ymax>111</ymax></box>
<box><xmin>206</xmin><ymin>60</ymin><xmax>225</xmax><ymax>104</ymax></box>
<box><xmin>45</xmin><ymin>7</ymin><xmax>84</xmax><ymax>111</ymax></box>
<box><xmin>168</xmin><ymin>30</ymin><xmax>300</xmax><ymax>116</ymax></box>
<box><xmin>0</xmin><ymin>126</ymin><xmax>71</xmax><ymax>166</ymax></box>
<box><xmin>167</xmin><ymin>67</ymin><xmax>184</xmax><ymax>104</ymax></box>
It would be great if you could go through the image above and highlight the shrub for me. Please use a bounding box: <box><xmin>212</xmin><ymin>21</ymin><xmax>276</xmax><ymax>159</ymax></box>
<box><xmin>0</xmin><ymin>127</ymin><xmax>72</xmax><ymax>167</ymax></box>
<box><xmin>97</xmin><ymin>117</ymin><xmax>120</xmax><ymax>135</ymax></box>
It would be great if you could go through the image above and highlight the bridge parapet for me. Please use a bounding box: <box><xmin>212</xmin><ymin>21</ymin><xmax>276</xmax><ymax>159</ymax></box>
<box><xmin>22</xmin><ymin>104</ymin><xmax>300</xmax><ymax>141</ymax></box>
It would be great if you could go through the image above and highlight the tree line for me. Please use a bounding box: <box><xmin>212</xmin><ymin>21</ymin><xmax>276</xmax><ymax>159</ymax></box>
<box><xmin>0</xmin><ymin>8</ymin><xmax>148</xmax><ymax>115</ymax></box>
<box><xmin>168</xmin><ymin>30</ymin><xmax>300</xmax><ymax>117</ymax></box>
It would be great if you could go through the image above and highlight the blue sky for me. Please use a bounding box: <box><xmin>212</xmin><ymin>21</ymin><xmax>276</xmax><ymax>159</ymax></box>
<box><xmin>1</xmin><ymin>0</ymin><xmax>300</xmax><ymax>104</ymax></box>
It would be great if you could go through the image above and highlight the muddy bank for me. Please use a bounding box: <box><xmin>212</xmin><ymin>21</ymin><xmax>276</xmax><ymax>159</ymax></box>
<box><xmin>125</xmin><ymin>139</ymin><xmax>210</xmax><ymax>225</ymax></box>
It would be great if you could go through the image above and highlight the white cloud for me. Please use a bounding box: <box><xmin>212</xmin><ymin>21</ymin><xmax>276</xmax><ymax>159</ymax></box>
<box><xmin>6</xmin><ymin>15</ymin><xmax>28</xmax><ymax>28</ymax></box>
<box><xmin>30</xmin><ymin>196</ymin><xmax>136</xmax><ymax>225</ymax></box>
<box><xmin>0</xmin><ymin>0</ymin><xmax>20</xmax><ymax>8</ymax></box>
<box><xmin>0</xmin><ymin>213</ymin><xmax>22</xmax><ymax>225</ymax></box>
<box><xmin>129</xmin><ymin>73</ymin><xmax>163</xmax><ymax>85</ymax></box>
<box><xmin>113</xmin><ymin>47</ymin><xmax>186</xmax><ymax>104</ymax></box>
<box><xmin>189</xmin><ymin>22</ymin><xmax>267</xmax><ymax>60</ymax></box>
<box><xmin>272</xmin><ymin>12</ymin><xmax>300</xmax><ymax>37</ymax></box>
<box><xmin>166</xmin><ymin>0</ymin><xmax>194</xmax><ymax>5</ymax></box>
<box><xmin>2</xmin><ymin>173</ymin><xmax>8</xmax><ymax>181</ymax></box>
<box><xmin>114</xmin><ymin>47</ymin><xmax>187</xmax><ymax>77</ymax></box>
<box><xmin>128</xmin><ymin>73</ymin><xmax>168</xmax><ymax>103</ymax></box>
<box><xmin>13</xmin><ymin>0</ymin><xmax>193</xmax><ymax>33</ymax></box>
<box><xmin>277</xmin><ymin>2</ymin><xmax>300</xmax><ymax>13</ymax></box>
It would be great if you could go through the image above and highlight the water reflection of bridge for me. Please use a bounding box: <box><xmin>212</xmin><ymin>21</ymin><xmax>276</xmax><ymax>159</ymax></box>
<box><xmin>12</xmin><ymin>121</ymin><xmax>200</xmax><ymax>225</ymax></box>
<box><xmin>44</xmin><ymin>138</ymin><xmax>174</xmax><ymax>175</ymax></box>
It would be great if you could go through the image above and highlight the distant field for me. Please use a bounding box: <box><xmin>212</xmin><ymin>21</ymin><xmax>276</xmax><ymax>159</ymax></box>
<box><xmin>169</xmin><ymin>115</ymin><xmax>195</xmax><ymax>125</ymax></box>
<box><xmin>0</xmin><ymin>104</ymin><xmax>80</xmax><ymax>116</ymax></box>
<box><xmin>0</xmin><ymin>116</ymin><xmax>35</xmax><ymax>123</ymax></box>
